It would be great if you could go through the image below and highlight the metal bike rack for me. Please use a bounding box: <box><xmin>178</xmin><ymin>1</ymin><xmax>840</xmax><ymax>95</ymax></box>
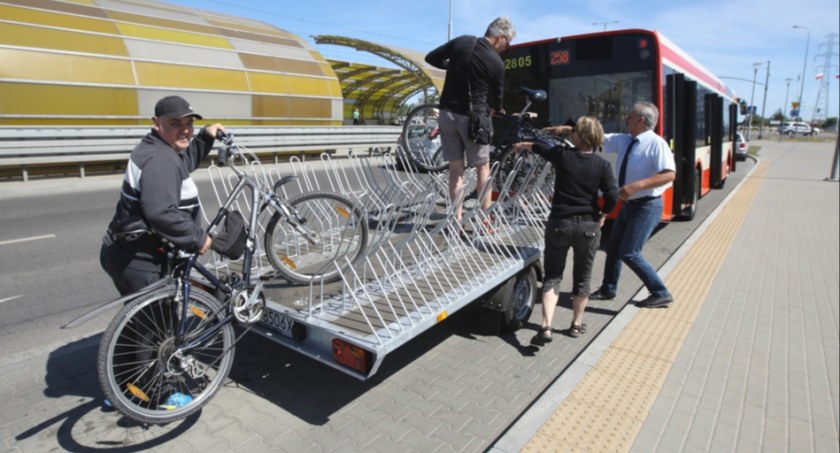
<box><xmin>199</xmin><ymin>144</ymin><xmax>553</xmax><ymax>380</ymax></box>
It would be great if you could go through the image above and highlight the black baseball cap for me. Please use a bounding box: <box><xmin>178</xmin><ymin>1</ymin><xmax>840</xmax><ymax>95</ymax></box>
<box><xmin>154</xmin><ymin>95</ymin><xmax>203</xmax><ymax>119</ymax></box>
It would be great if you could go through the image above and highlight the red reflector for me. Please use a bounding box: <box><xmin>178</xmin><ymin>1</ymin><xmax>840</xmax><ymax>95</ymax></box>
<box><xmin>331</xmin><ymin>339</ymin><xmax>370</xmax><ymax>373</ymax></box>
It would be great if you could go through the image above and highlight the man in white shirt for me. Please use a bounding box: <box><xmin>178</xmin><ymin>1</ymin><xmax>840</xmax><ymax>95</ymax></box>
<box><xmin>589</xmin><ymin>101</ymin><xmax>676</xmax><ymax>308</ymax></box>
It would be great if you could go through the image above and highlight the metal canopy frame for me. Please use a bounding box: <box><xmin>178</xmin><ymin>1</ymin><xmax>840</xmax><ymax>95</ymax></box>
<box><xmin>317</xmin><ymin>35</ymin><xmax>445</xmax><ymax>123</ymax></box>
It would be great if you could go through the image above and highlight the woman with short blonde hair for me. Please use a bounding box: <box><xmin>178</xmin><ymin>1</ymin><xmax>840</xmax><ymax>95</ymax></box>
<box><xmin>511</xmin><ymin>116</ymin><xmax>618</xmax><ymax>344</ymax></box>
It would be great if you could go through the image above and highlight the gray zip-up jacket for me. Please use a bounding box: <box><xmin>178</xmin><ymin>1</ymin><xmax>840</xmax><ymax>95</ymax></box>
<box><xmin>102</xmin><ymin>128</ymin><xmax>215</xmax><ymax>270</ymax></box>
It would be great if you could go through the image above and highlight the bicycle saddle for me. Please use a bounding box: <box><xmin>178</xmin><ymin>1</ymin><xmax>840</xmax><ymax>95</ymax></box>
<box><xmin>519</xmin><ymin>87</ymin><xmax>547</xmax><ymax>103</ymax></box>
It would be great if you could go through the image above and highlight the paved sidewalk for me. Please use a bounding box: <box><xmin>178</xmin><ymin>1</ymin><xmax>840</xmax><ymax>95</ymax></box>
<box><xmin>494</xmin><ymin>138</ymin><xmax>840</xmax><ymax>452</ymax></box>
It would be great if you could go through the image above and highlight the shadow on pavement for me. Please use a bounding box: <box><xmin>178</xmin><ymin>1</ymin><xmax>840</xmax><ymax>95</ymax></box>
<box><xmin>225</xmin><ymin>302</ymin><xmax>498</xmax><ymax>425</ymax></box>
<box><xmin>15</xmin><ymin>335</ymin><xmax>198</xmax><ymax>452</ymax></box>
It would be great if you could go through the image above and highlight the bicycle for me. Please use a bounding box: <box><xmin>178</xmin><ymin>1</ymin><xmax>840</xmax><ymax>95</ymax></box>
<box><xmin>400</xmin><ymin>87</ymin><xmax>567</xmax><ymax>191</ymax></box>
<box><xmin>90</xmin><ymin>130</ymin><xmax>368</xmax><ymax>424</ymax></box>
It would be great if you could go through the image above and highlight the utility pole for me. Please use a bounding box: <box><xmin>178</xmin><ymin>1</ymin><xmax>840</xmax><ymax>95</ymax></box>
<box><xmin>746</xmin><ymin>62</ymin><xmax>761</xmax><ymax>140</ymax></box>
<box><xmin>793</xmin><ymin>25</ymin><xmax>810</xmax><ymax>126</ymax></box>
<box><xmin>758</xmin><ymin>61</ymin><xmax>770</xmax><ymax>139</ymax></box>
<box><xmin>780</xmin><ymin>77</ymin><xmax>792</xmax><ymax>142</ymax></box>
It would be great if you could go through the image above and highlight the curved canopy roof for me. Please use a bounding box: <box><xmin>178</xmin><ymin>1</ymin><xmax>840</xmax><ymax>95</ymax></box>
<box><xmin>315</xmin><ymin>35</ymin><xmax>444</xmax><ymax>124</ymax></box>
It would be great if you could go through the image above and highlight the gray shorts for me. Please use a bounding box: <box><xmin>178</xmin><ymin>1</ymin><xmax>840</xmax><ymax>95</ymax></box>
<box><xmin>439</xmin><ymin>109</ymin><xmax>491</xmax><ymax>167</ymax></box>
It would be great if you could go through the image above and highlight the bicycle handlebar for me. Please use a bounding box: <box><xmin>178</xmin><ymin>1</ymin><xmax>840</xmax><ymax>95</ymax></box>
<box><xmin>215</xmin><ymin>130</ymin><xmax>236</xmax><ymax>166</ymax></box>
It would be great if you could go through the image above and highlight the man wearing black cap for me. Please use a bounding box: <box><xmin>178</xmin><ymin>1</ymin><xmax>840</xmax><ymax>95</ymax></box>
<box><xmin>100</xmin><ymin>95</ymin><xmax>225</xmax><ymax>295</ymax></box>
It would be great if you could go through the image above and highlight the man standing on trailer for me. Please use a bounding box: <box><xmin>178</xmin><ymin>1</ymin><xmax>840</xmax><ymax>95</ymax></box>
<box><xmin>424</xmin><ymin>17</ymin><xmax>514</xmax><ymax>224</ymax></box>
<box><xmin>553</xmin><ymin>101</ymin><xmax>676</xmax><ymax>308</ymax></box>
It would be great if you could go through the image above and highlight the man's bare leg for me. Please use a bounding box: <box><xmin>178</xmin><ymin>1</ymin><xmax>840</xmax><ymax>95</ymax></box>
<box><xmin>448</xmin><ymin>159</ymin><xmax>466</xmax><ymax>222</ymax></box>
<box><xmin>475</xmin><ymin>161</ymin><xmax>492</xmax><ymax>211</ymax></box>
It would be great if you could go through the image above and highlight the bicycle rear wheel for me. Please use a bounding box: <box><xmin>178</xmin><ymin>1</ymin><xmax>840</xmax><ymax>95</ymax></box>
<box><xmin>265</xmin><ymin>192</ymin><xmax>369</xmax><ymax>285</ymax></box>
<box><xmin>97</xmin><ymin>286</ymin><xmax>235</xmax><ymax>425</ymax></box>
<box><xmin>400</xmin><ymin>104</ymin><xmax>447</xmax><ymax>172</ymax></box>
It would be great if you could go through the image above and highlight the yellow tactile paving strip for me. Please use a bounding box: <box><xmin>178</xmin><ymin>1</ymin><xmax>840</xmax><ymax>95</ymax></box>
<box><xmin>522</xmin><ymin>163</ymin><xmax>768</xmax><ymax>453</ymax></box>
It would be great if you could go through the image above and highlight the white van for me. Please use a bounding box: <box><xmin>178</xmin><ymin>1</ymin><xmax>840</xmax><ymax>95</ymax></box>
<box><xmin>779</xmin><ymin>121</ymin><xmax>814</xmax><ymax>136</ymax></box>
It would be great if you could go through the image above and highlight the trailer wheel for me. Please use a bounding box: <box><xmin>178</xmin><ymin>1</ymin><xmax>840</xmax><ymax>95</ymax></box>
<box><xmin>479</xmin><ymin>266</ymin><xmax>538</xmax><ymax>334</ymax></box>
<box><xmin>502</xmin><ymin>267</ymin><xmax>537</xmax><ymax>332</ymax></box>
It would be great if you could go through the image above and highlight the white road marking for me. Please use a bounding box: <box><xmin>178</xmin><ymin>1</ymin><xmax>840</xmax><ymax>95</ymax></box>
<box><xmin>0</xmin><ymin>234</ymin><xmax>56</xmax><ymax>246</ymax></box>
<box><xmin>0</xmin><ymin>295</ymin><xmax>24</xmax><ymax>304</ymax></box>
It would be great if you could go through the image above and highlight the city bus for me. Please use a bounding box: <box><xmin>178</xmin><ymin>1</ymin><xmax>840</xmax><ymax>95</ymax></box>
<box><xmin>498</xmin><ymin>29</ymin><xmax>738</xmax><ymax>221</ymax></box>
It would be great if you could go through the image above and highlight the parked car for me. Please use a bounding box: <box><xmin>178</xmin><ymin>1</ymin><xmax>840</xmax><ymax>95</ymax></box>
<box><xmin>779</xmin><ymin>121</ymin><xmax>814</xmax><ymax>136</ymax></box>
<box><xmin>735</xmin><ymin>132</ymin><xmax>748</xmax><ymax>161</ymax></box>
<box><xmin>396</xmin><ymin>124</ymin><xmax>443</xmax><ymax>171</ymax></box>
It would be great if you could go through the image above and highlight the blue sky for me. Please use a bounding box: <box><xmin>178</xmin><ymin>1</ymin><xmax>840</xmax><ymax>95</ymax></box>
<box><xmin>169</xmin><ymin>0</ymin><xmax>839</xmax><ymax>123</ymax></box>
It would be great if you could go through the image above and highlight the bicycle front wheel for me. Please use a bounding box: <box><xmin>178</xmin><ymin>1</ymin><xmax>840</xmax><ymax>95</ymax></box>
<box><xmin>97</xmin><ymin>286</ymin><xmax>235</xmax><ymax>425</ymax></box>
<box><xmin>493</xmin><ymin>146</ymin><xmax>553</xmax><ymax>196</ymax></box>
<box><xmin>400</xmin><ymin>104</ymin><xmax>447</xmax><ymax>172</ymax></box>
<box><xmin>265</xmin><ymin>192</ymin><xmax>369</xmax><ymax>284</ymax></box>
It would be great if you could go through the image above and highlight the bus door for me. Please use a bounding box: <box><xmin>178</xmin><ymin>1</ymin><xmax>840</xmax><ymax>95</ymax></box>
<box><xmin>708</xmin><ymin>94</ymin><xmax>724</xmax><ymax>188</ymax></box>
<box><xmin>666</xmin><ymin>73</ymin><xmax>698</xmax><ymax>220</ymax></box>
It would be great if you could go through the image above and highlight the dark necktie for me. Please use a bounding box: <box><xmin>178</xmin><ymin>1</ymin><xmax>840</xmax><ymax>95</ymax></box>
<box><xmin>618</xmin><ymin>138</ymin><xmax>638</xmax><ymax>187</ymax></box>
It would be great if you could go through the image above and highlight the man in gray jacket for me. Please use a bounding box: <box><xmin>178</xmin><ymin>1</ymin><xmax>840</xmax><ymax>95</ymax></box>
<box><xmin>100</xmin><ymin>95</ymin><xmax>224</xmax><ymax>295</ymax></box>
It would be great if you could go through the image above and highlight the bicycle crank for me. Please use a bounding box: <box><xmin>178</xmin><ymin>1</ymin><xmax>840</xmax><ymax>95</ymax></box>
<box><xmin>231</xmin><ymin>284</ymin><xmax>265</xmax><ymax>324</ymax></box>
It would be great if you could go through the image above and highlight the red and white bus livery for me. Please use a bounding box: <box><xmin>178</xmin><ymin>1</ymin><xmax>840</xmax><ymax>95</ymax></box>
<box><xmin>499</xmin><ymin>29</ymin><xmax>739</xmax><ymax>221</ymax></box>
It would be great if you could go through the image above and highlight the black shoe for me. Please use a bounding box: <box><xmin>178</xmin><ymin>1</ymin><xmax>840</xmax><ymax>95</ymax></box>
<box><xmin>637</xmin><ymin>294</ymin><xmax>673</xmax><ymax>308</ymax></box>
<box><xmin>589</xmin><ymin>288</ymin><xmax>616</xmax><ymax>300</ymax></box>
<box><xmin>530</xmin><ymin>327</ymin><xmax>552</xmax><ymax>346</ymax></box>
<box><xmin>567</xmin><ymin>323</ymin><xmax>587</xmax><ymax>338</ymax></box>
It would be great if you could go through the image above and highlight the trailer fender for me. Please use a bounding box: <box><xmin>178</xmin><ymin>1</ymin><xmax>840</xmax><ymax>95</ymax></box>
<box><xmin>480</xmin><ymin>265</ymin><xmax>539</xmax><ymax>333</ymax></box>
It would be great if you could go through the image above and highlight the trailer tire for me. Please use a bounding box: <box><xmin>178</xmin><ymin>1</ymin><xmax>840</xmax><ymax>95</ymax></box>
<box><xmin>501</xmin><ymin>267</ymin><xmax>537</xmax><ymax>332</ymax></box>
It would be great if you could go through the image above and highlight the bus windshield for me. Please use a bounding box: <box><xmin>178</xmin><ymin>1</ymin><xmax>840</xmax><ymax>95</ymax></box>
<box><xmin>502</xmin><ymin>32</ymin><xmax>658</xmax><ymax>134</ymax></box>
<box><xmin>548</xmin><ymin>71</ymin><xmax>653</xmax><ymax>134</ymax></box>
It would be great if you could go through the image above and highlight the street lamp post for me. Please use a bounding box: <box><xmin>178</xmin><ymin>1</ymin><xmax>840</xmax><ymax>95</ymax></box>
<box><xmin>793</xmin><ymin>25</ymin><xmax>810</xmax><ymax>131</ymax></box>
<box><xmin>747</xmin><ymin>62</ymin><xmax>761</xmax><ymax>141</ymax></box>
<box><xmin>592</xmin><ymin>21</ymin><xmax>618</xmax><ymax>31</ymax></box>
<box><xmin>780</xmin><ymin>77</ymin><xmax>792</xmax><ymax>142</ymax></box>
<box><xmin>758</xmin><ymin>60</ymin><xmax>771</xmax><ymax>139</ymax></box>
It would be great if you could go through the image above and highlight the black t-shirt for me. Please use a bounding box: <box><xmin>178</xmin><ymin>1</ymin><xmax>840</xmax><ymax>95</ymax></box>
<box><xmin>425</xmin><ymin>35</ymin><xmax>504</xmax><ymax>115</ymax></box>
<box><xmin>531</xmin><ymin>143</ymin><xmax>619</xmax><ymax>220</ymax></box>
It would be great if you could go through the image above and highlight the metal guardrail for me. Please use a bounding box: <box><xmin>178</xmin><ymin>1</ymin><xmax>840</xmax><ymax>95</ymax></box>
<box><xmin>0</xmin><ymin>125</ymin><xmax>401</xmax><ymax>181</ymax></box>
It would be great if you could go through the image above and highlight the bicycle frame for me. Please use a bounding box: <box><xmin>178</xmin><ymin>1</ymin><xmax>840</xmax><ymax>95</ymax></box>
<box><xmin>171</xmin><ymin>137</ymin><xmax>287</xmax><ymax>352</ymax></box>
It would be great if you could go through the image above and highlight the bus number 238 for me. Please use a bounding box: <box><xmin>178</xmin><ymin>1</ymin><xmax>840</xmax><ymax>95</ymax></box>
<box><xmin>550</xmin><ymin>50</ymin><xmax>570</xmax><ymax>65</ymax></box>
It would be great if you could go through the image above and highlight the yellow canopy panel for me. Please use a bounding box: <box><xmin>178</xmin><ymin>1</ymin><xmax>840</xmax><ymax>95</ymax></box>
<box><xmin>0</xmin><ymin>0</ymin><xmax>342</xmax><ymax>125</ymax></box>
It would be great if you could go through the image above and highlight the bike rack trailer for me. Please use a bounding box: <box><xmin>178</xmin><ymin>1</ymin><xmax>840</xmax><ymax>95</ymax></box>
<box><xmin>201</xmin><ymin>148</ymin><xmax>552</xmax><ymax>380</ymax></box>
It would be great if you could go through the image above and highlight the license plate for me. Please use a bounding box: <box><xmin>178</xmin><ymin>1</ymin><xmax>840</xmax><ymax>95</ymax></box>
<box><xmin>261</xmin><ymin>309</ymin><xmax>297</xmax><ymax>338</ymax></box>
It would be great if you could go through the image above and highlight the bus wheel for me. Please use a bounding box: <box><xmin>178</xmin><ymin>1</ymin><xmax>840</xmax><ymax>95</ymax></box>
<box><xmin>680</xmin><ymin>168</ymin><xmax>700</xmax><ymax>221</ymax></box>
